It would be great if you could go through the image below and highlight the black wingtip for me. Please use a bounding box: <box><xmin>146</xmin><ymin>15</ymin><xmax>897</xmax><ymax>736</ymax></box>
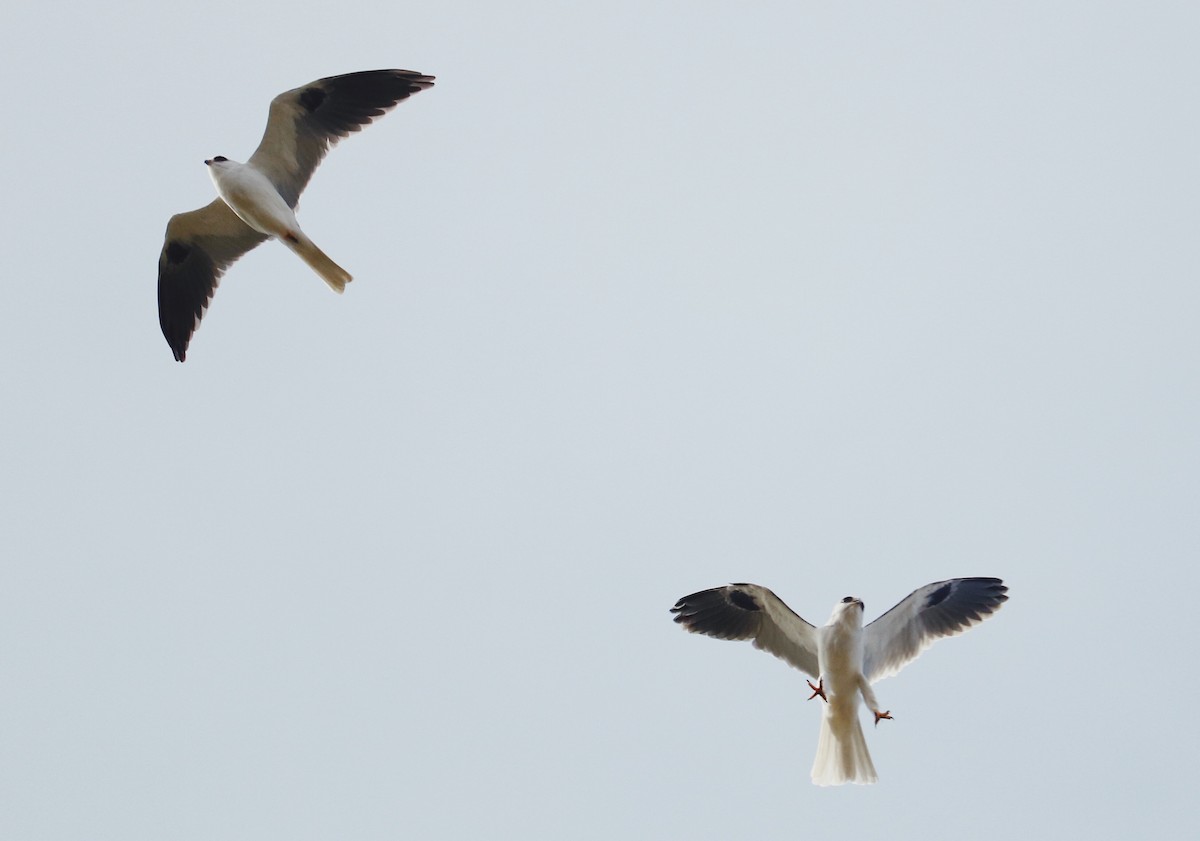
<box><xmin>670</xmin><ymin>586</ymin><xmax>764</xmax><ymax>641</ymax></box>
<box><xmin>929</xmin><ymin>577</ymin><xmax>1009</xmax><ymax>634</ymax></box>
<box><xmin>301</xmin><ymin>69</ymin><xmax>436</xmax><ymax>133</ymax></box>
<box><xmin>158</xmin><ymin>238</ymin><xmax>212</xmax><ymax>363</ymax></box>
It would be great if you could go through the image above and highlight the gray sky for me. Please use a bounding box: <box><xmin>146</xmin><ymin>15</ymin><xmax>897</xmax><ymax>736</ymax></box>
<box><xmin>2</xmin><ymin>1</ymin><xmax>1197</xmax><ymax>838</ymax></box>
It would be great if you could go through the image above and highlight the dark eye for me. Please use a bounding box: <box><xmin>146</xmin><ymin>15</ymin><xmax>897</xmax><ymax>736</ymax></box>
<box><xmin>213</xmin><ymin>155</ymin><xmax>228</xmax><ymax>162</ymax></box>
<box><xmin>842</xmin><ymin>596</ymin><xmax>854</xmax><ymax>603</ymax></box>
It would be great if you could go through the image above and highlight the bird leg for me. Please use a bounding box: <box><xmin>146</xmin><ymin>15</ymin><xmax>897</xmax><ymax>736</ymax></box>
<box><xmin>859</xmin><ymin>677</ymin><xmax>890</xmax><ymax>726</ymax></box>
<box><xmin>806</xmin><ymin>678</ymin><xmax>827</xmax><ymax>702</ymax></box>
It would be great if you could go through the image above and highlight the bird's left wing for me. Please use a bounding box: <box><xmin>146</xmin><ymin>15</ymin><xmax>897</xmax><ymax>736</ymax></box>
<box><xmin>671</xmin><ymin>584</ymin><xmax>820</xmax><ymax>677</ymax></box>
<box><xmin>248</xmin><ymin>69</ymin><xmax>435</xmax><ymax>207</ymax></box>
<box><xmin>157</xmin><ymin>199</ymin><xmax>269</xmax><ymax>361</ymax></box>
<box><xmin>862</xmin><ymin>577</ymin><xmax>1008</xmax><ymax>683</ymax></box>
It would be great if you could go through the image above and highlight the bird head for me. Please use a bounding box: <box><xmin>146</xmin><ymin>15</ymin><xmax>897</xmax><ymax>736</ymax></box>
<box><xmin>830</xmin><ymin>595</ymin><xmax>865</xmax><ymax>627</ymax></box>
<box><xmin>203</xmin><ymin>156</ymin><xmax>232</xmax><ymax>168</ymax></box>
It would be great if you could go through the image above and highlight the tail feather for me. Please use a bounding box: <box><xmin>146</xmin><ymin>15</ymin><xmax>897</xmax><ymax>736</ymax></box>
<box><xmin>283</xmin><ymin>230</ymin><xmax>352</xmax><ymax>293</ymax></box>
<box><xmin>811</xmin><ymin>706</ymin><xmax>877</xmax><ymax>786</ymax></box>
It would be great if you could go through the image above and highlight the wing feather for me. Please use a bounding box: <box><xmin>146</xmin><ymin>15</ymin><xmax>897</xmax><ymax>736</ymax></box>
<box><xmin>862</xmin><ymin>577</ymin><xmax>1008</xmax><ymax>683</ymax></box>
<box><xmin>248</xmin><ymin>69</ymin><xmax>435</xmax><ymax>207</ymax></box>
<box><xmin>157</xmin><ymin>199</ymin><xmax>268</xmax><ymax>361</ymax></box>
<box><xmin>671</xmin><ymin>584</ymin><xmax>820</xmax><ymax>677</ymax></box>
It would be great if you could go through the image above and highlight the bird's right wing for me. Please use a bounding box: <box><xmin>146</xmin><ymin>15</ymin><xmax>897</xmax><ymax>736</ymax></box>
<box><xmin>248</xmin><ymin>69</ymin><xmax>435</xmax><ymax>208</ymax></box>
<box><xmin>671</xmin><ymin>584</ymin><xmax>820</xmax><ymax>677</ymax></box>
<box><xmin>157</xmin><ymin>199</ymin><xmax>268</xmax><ymax>362</ymax></box>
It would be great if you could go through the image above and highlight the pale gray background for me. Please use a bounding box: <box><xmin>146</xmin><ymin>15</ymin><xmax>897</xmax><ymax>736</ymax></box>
<box><xmin>2</xmin><ymin>1</ymin><xmax>1196</xmax><ymax>838</ymax></box>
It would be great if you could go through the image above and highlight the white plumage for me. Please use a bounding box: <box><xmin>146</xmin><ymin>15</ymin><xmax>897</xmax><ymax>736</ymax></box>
<box><xmin>671</xmin><ymin>577</ymin><xmax>1008</xmax><ymax>785</ymax></box>
<box><xmin>205</xmin><ymin>158</ymin><xmax>351</xmax><ymax>293</ymax></box>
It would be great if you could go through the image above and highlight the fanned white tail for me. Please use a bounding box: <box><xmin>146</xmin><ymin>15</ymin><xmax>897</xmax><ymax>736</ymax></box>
<box><xmin>283</xmin><ymin>230</ymin><xmax>352</xmax><ymax>293</ymax></box>
<box><xmin>811</xmin><ymin>704</ymin><xmax>877</xmax><ymax>786</ymax></box>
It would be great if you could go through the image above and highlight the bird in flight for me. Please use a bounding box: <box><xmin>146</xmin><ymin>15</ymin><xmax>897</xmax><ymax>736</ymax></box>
<box><xmin>156</xmin><ymin>69</ymin><xmax>434</xmax><ymax>361</ymax></box>
<box><xmin>671</xmin><ymin>577</ymin><xmax>1007</xmax><ymax>785</ymax></box>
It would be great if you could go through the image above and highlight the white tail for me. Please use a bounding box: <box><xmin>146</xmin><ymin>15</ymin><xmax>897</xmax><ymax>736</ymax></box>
<box><xmin>811</xmin><ymin>705</ymin><xmax>877</xmax><ymax>786</ymax></box>
<box><xmin>282</xmin><ymin>230</ymin><xmax>352</xmax><ymax>293</ymax></box>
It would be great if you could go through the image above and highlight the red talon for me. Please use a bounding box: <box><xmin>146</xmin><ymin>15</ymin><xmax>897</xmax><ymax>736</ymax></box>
<box><xmin>807</xmin><ymin>679</ymin><xmax>827</xmax><ymax>702</ymax></box>
<box><xmin>874</xmin><ymin>710</ymin><xmax>893</xmax><ymax>727</ymax></box>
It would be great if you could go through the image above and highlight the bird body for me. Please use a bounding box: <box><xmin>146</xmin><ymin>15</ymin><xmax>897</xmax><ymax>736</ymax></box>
<box><xmin>812</xmin><ymin>599</ymin><xmax>878</xmax><ymax>785</ymax></box>
<box><xmin>205</xmin><ymin>157</ymin><xmax>299</xmax><ymax>241</ymax></box>
<box><xmin>671</xmin><ymin>578</ymin><xmax>1008</xmax><ymax>786</ymax></box>
<box><xmin>205</xmin><ymin>157</ymin><xmax>350</xmax><ymax>292</ymax></box>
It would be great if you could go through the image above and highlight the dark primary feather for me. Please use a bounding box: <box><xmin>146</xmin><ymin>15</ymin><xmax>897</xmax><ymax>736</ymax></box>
<box><xmin>672</xmin><ymin>586</ymin><xmax>764</xmax><ymax>641</ymax></box>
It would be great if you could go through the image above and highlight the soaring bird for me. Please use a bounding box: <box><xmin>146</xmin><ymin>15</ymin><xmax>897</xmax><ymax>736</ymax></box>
<box><xmin>157</xmin><ymin>69</ymin><xmax>434</xmax><ymax>361</ymax></box>
<box><xmin>671</xmin><ymin>577</ymin><xmax>1008</xmax><ymax>785</ymax></box>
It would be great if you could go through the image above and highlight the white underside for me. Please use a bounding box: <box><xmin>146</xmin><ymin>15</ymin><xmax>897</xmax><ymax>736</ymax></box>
<box><xmin>811</xmin><ymin>601</ymin><xmax>879</xmax><ymax>785</ymax></box>
<box><xmin>208</xmin><ymin>160</ymin><xmax>351</xmax><ymax>292</ymax></box>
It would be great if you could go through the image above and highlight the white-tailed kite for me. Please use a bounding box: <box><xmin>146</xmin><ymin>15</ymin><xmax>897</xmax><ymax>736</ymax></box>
<box><xmin>157</xmin><ymin>69</ymin><xmax>434</xmax><ymax>361</ymax></box>
<box><xmin>671</xmin><ymin>577</ymin><xmax>1007</xmax><ymax>786</ymax></box>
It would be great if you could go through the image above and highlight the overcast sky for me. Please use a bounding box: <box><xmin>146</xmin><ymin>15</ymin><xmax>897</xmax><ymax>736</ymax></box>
<box><xmin>2</xmin><ymin>1</ymin><xmax>1197</xmax><ymax>839</ymax></box>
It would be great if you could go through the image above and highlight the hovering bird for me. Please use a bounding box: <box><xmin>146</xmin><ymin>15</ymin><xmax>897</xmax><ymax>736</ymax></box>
<box><xmin>157</xmin><ymin>69</ymin><xmax>434</xmax><ymax>361</ymax></box>
<box><xmin>671</xmin><ymin>577</ymin><xmax>1007</xmax><ymax>786</ymax></box>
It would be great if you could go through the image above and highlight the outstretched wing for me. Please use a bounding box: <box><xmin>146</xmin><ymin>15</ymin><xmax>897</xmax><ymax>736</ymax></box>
<box><xmin>157</xmin><ymin>199</ymin><xmax>268</xmax><ymax>362</ymax></box>
<box><xmin>671</xmin><ymin>584</ymin><xmax>820</xmax><ymax>677</ymax></box>
<box><xmin>862</xmin><ymin>577</ymin><xmax>1008</xmax><ymax>683</ymax></box>
<box><xmin>248</xmin><ymin>69</ymin><xmax>435</xmax><ymax>207</ymax></box>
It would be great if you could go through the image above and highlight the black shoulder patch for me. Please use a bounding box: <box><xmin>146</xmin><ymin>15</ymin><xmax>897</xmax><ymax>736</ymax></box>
<box><xmin>729</xmin><ymin>589</ymin><xmax>760</xmax><ymax>612</ymax></box>
<box><xmin>299</xmin><ymin>86</ymin><xmax>326</xmax><ymax>112</ymax></box>
<box><xmin>164</xmin><ymin>241</ymin><xmax>190</xmax><ymax>264</ymax></box>
<box><xmin>926</xmin><ymin>582</ymin><xmax>953</xmax><ymax>607</ymax></box>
